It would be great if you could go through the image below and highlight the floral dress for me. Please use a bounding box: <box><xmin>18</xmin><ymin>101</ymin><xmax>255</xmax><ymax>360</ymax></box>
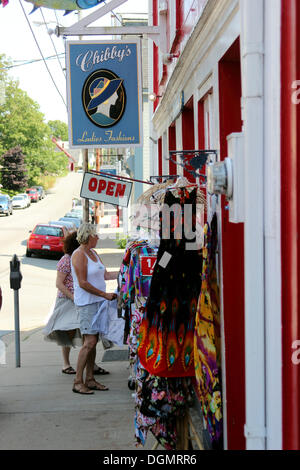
<box><xmin>193</xmin><ymin>214</ymin><xmax>223</xmax><ymax>447</ymax></box>
<box><xmin>138</xmin><ymin>188</ymin><xmax>203</xmax><ymax>377</ymax></box>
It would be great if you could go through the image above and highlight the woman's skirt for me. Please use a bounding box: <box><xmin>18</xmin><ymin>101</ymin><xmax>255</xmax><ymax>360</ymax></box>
<box><xmin>43</xmin><ymin>296</ymin><xmax>82</xmax><ymax>347</ymax></box>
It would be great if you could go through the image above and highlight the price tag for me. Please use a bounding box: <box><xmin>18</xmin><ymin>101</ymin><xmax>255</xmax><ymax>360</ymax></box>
<box><xmin>140</xmin><ymin>256</ymin><xmax>157</xmax><ymax>276</ymax></box>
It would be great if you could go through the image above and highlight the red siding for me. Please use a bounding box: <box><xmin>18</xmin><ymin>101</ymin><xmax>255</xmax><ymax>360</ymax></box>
<box><xmin>153</xmin><ymin>0</ymin><xmax>159</xmax><ymax>111</ymax></box>
<box><xmin>281</xmin><ymin>0</ymin><xmax>300</xmax><ymax>450</ymax></box>
<box><xmin>198</xmin><ymin>99</ymin><xmax>205</xmax><ymax>149</ymax></box>
<box><xmin>168</xmin><ymin>124</ymin><xmax>177</xmax><ymax>175</ymax></box>
<box><xmin>182</xmin><ymin>97</ymin><xmax>196</xmax><ymax>182</ymax></box>
<box><xmin>158</xmin><ymin>137</ymin><xmax>163</xmax><ymax>177</ymax></box>
<box><xmin>218</xmin><ymin>38</ymin><xmax>245</xmax><ymax>450</ymax></box>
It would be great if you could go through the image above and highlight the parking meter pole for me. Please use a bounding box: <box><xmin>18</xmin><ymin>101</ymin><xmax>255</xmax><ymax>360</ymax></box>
<box><xmin>14</xmin><ymin>290</ymin><xmax>21</xmax><ymax>367</ymax></box>
<box><xmin>10</xmin><ymin>254</ymin><xmax>22</xmax><ymax>368</ymax></box>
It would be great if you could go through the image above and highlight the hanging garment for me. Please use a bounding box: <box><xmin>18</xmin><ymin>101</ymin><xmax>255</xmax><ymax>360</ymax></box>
<box><xmin>119</xmin><ymin>241</ymin><xmax>158</xmax><ymax>366</ymax></box>
<box><xmin>138</xmin><ymin>188</ymin><xmax>203</xmax><ymax>377</ymax></box>
<box><xmin>91</xmin><ymin>298</ymin><xmax>125</xmax><ymax>346</ymax></box>
<box><xmin>134</xmin><ymin>362</ymin><xmax>193</xmax><ymax>450</ymax></box>
<box><xmin>193</xmin><ymin>214</ymin><xmax>223</xmax><ymax>447</ymax></box>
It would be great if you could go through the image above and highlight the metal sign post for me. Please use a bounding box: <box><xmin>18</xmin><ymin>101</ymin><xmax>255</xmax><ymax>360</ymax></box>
<box><xmin>10</xmin><ymin>254</ymin><xmax>22</xmax><ymax>368</ymax></box>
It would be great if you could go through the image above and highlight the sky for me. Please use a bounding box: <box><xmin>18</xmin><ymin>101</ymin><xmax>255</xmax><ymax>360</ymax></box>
<box><xmin>0</xmin><ymin>0</ymin><xmax>148</xmax><ymax>124</ymax></box>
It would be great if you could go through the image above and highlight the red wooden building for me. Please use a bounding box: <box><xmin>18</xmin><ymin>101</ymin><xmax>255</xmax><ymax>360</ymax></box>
<box><xmin>148</xmin><ymin>0</ymin><xmax>300</xmax><ymax>450</ymax></box>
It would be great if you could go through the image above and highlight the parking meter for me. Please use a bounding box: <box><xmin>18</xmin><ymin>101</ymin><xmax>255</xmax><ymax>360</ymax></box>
<box><xmin>10</xmin><ymin>254</ymin><xmax>22</xmax><ymax>367</ymax></box>
<box><xmin>10</xmin><ymin>254</ymin><xmax>22</xmax><ymax>290</ymax></box>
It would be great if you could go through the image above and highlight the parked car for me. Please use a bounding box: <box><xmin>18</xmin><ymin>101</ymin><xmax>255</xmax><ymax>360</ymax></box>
<box><xmin>48</xmin><ymin>220</ymin><xmax>76</xmax><ymax>233</ymax></box>
<box><xmin>26</xmin><ymin>188</ymin><xmax>39</xmax><ymax>203</ymax></box>
<box><xmin>26</xmin><ymin>224</ymin><xmax>67</xmax><ymax>258</ymax></box>
<box><xmin>64</xmin><ymin>211</ymin><xmax>83</xmax><ymax>222</ymax></box>
<box><xmin>0</xmin><ymin>194</ymin><xmax>13</xmax><ymax>216</ymax></box>
<box><xmin>32</xmin><ymin>186</ymin><xmax>45</xmax><ymax>200</ymax></box>
<box><xmin>19</xmin><ymin>193</ymin><xmax>31</xmax><ymax>207</ymax></box>
<box><xmin>59</xmin><ymin>216</ymin><xmax>81</xmax><ymax>229</ymax></box>
<box><xmin>12</xmin><ymin>195</ymin><xmax>28</xmax><ymax>210</ymax></box>
<box><xmin>71</xmin><ymin>206</ymin><xmax>94</xmax><ymax>218</ymax></box>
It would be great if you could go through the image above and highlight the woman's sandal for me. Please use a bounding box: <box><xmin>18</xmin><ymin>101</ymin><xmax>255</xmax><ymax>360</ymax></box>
<box><xmin>62</xmin><ymin>366</ymin><xmax>76</xmax><ymax>375</ymax></box>
<box><xmin>72</xmin><ymin>382</ymin><xmax>94</xmax><ymax>395</ymax></box>
<box><xmin>85</xmin><ymin>380</ymin><xmax>109</xmax><ymax>391</ymax></box>
<box><xmin>93</xmin><ymin>366</ymin><xmax>110</xmax><ymax>375</ymax></box>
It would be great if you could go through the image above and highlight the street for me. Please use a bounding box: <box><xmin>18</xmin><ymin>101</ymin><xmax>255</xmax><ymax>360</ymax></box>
<box><xmin>0</xmin><ymin>172</ymin><xmax>82</xmax><ymax>333</ymax></box>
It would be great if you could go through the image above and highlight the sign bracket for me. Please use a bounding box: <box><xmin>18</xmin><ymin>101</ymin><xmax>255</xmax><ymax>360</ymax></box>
<box><xmin>55</xmin><ymin>0</ymin><xmax>167</xmax><ymax>54</ymax></box>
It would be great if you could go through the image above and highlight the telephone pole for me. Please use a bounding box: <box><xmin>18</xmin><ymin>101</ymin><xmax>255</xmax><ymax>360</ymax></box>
<box><xmin>94</xmin><ymin>148</ymin><xmax>101</xmax><ymax>224</ymax></box>
<box><xmin>79</xmin><ymin>10</ymin><xmax>89</xmax><ymax>224</ymax></box>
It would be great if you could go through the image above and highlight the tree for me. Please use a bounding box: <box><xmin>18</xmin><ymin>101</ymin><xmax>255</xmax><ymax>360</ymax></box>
<box><xmin>0</xmin><ymin>54</ymin><xmax>68</xmax><ymax>186</ymax></box>
<box><xmin>0</xmin><ymin>145</ymin><xmax>28</xmax><ymax>191</ymax></box>
<box><xmin>48</xmin><ymin>120</ymin><xmax>69</xmax><ymax>141</ymax></box>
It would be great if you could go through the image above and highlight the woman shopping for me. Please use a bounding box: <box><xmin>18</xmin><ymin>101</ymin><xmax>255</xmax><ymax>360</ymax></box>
<box><xmin>43</xmin><ymin>231</ymin><xmax>109</xmax><ymax>376</ymax></box>
<box><xmin>71</xmin><ymin>223</ymin><xmax>118</xmax><ymax>395</ymax></box>
<box><xmin>43</xmin><ymin>231</ymin><xmax>82</xmax><ymax>373</ymax></box>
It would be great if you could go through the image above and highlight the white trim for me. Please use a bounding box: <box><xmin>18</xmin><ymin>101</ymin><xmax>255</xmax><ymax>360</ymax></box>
<box><xmin>240</xmin><ymin>0</ymin><xmax>266</xmax><ymax>450</ymax></box>
<box><xmin>263</xmin><ymin>0</ymin><xmax>282</xmax><ymax>450</ymax></box>
<box><xmin>169</xmin><ymin>0</ymin><xmax>177</xmax><ymax>51</ymax></box>
<box><xmin>197</xmin><ymin>75</ymin><xmax>213</xmax><ymax>102</ymax></box>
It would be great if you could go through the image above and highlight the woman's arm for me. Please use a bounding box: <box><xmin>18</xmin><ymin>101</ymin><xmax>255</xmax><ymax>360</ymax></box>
<box><xmin>104</xmin><ymin>270</ymin><xmax>119</xmax><ymax>281</ymax></box>
<box><xmin>56</xmin><ymin>271</ymin><xmax>74</xmax><ymax>301</ymax></box>
<box><xmin>72</xmin><ymin>250</ymin><xmax>113</xmax><ymax>300</ymax></box>
<box><xmin>95</xmin><ymin>253</ymin><xmax>119</xmax><ymax>281</ymax></box>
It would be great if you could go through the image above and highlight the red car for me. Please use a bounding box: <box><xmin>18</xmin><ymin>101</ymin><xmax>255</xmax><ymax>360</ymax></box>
<box><xmin>26</xmin><ymin>224</ymin><xmax>67</xmax><ymax>258</ymax></box>
<box><xmin>26</xmin><ymin>188</ymin><xmax>39</xmax><ymax>203</ymax></box>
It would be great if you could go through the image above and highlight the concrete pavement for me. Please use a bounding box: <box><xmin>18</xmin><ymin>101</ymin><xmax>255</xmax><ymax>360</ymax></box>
<box><xmin>0</xmin><ymin>329</ymin><xmax>155</xmax><ymax>450</ymax></box>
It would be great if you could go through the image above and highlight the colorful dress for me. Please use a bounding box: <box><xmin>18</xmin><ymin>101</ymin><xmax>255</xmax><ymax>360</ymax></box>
<box><xmin>138</xmin><ymin>188</ymin><xmax>203</xmax><ymax>377</ymax></box>
<box><xmin>193</xmin><ymin>214</ymin><xmax>223</xmax><ymax>447</ymax></box>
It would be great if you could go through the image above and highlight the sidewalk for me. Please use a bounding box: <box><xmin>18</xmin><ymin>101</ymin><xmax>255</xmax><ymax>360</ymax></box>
<box><xmin>0</xmin><ymin>217</ymin><xmax>156</xmax><ymax>451</ymax></box>
<box><xmin>0</xmin><ymin>329</ymin><xmax>155</xmax><ymax>450</ymax></box>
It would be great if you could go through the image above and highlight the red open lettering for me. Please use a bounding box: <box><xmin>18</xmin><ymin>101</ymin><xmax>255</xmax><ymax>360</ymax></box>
<box><xmin>115</xmin><ymin>183</ymin><xmax>126</xmax><ymax>198</ymax></box>
<box><xmin>106</xmin><ymin>181</ymin><xmax>116</xmax><ymax>196</ymax></box>
<box><xmin>88</xmin><ymin>177</ymin><xmax>98</xmax><ymax>192</ymax></box>
<box><xmin>98</xmin><ymin>179</ymin><xmax>106</xmax><ymax>194</ymax></box>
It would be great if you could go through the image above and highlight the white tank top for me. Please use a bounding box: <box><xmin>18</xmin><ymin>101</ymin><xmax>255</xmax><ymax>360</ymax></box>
<box><xmin>71</xmin><ymin>249</ymin><xmax>106</xmax><ymax>306</ymax></box>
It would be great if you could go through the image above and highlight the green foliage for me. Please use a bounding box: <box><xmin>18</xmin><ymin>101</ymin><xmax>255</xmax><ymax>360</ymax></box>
<box><xmin>115</xmin><ymin>233</ymin><xmax>129</xmax><ymax>249</ymax></box>
<box><xmin>48</xmin><ymin>120</ymin><xmax>69</xmax><ymax>141</ymax></box>
<box><xmin>0</xmin><ymin>145</ymin><xmax>28</xmax><ymax>191</ymax></box>
<box><xmin>0</xmin><ymin>54</ymin><xmax>69</xmax><ymax>190</ymax></box>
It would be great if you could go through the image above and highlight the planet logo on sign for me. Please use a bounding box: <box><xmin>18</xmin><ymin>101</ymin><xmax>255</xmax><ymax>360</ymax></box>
<box><xmin>82</xmin><ymin>69</ymin><xmax>126</xmax><ymax>128</ymax></box>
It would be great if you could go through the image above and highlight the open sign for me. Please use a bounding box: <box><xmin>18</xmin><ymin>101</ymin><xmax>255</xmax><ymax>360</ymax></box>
<box><xmin>80</xmin><ymin>172</ymin><xmax>132</xmax><ymax>207</ymax></box>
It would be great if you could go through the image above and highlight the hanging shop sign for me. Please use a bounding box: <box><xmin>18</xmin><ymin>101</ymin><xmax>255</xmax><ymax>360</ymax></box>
<box><xmin>80</xmin><ymin>171</ymin><xmax>132</xmax><ymax>207</ymax></box>
<box><xmin>66</xmin><ymin>39</ymin><xmax>143</xmax><ymax>149</ymax></box>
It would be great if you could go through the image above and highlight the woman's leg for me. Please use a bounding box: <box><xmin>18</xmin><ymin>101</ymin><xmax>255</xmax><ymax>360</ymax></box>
<box><xmin>74</xmin><ymin>334</ymin><xmax>97</xmax><ymax>386</ymax></box>
<box><xmin>62</xmin><ymin>346</ymin><xmax>71</xmax><ymax>369</ymax></box>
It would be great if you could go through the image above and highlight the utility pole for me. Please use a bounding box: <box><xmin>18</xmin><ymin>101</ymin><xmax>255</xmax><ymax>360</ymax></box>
<box><xmin>94</xmin><ymin>148</ymin><xmax>101</xmax><ymax>225</ymax></box>
<box><xmin>78</xmin><ymin>10</ymin><xmax>89</xmax><ymax>224</ymax></box>
<box><xmin>83</xmin><ymin>149</ymin><xmax>89</xmax><ymax>223</ymax></box>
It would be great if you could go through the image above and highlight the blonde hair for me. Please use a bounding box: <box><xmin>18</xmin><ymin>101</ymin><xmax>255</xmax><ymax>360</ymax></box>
<box><xmin>77</xmin><ymin>223</ymin><xmax>97</xmax><ymax>245</ymax></box>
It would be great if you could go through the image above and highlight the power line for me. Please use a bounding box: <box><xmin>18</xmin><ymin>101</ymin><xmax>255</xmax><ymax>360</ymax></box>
<box><xmin>0</xmin><ymin>53</ymin><xmax>65</xmax><ymax>70</ymax></box>
<box><xmin>18</xmin><ymin>0</ymin><xmax>67</xmax><ymax>109</ymax></box>
<box><xmin>39</xmin><ymin>8</ymin><xmax>66</xmax><ymax>78</ymax></box>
